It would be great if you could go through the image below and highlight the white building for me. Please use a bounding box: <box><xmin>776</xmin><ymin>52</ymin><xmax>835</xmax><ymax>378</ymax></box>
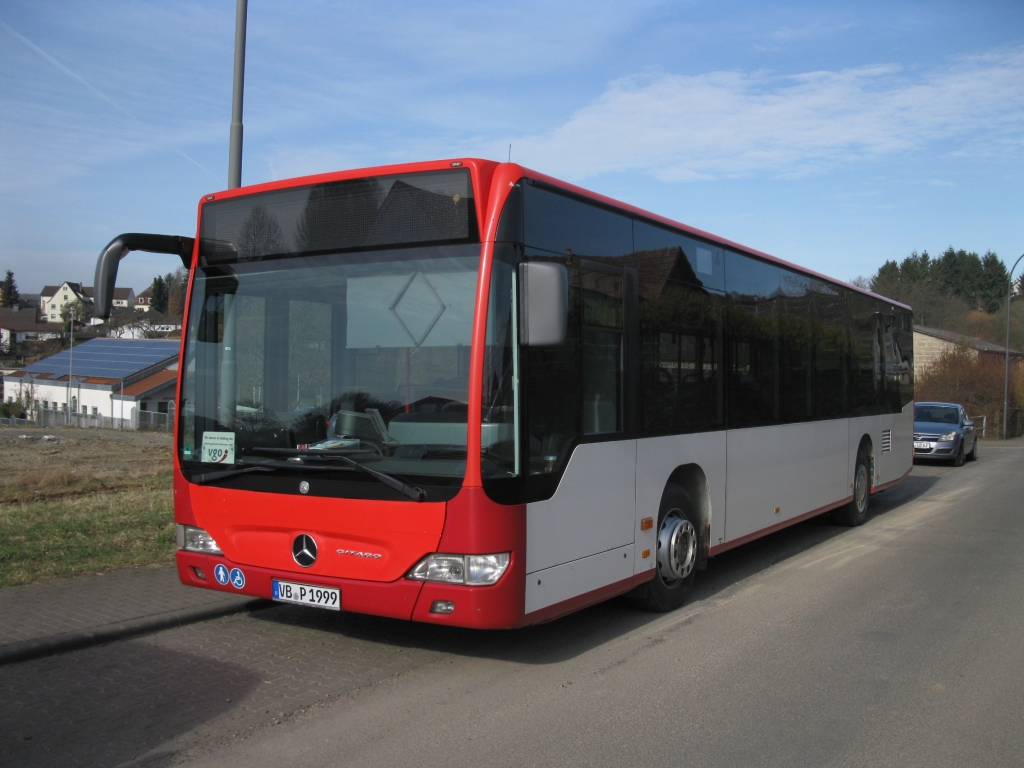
<box><xmin>4</xmin><ymin>338</ymin><xmax>179</xmax><ymax>426</ymax></box>
<box><xmin>39</xmin><ymin>282</ymin><xmax>135</xmax><ymax>323</ymax></box>
<box><xmin>0</xmin><ymin>306</ymin><xmax>62</xmax><ymax>351</ymax></box>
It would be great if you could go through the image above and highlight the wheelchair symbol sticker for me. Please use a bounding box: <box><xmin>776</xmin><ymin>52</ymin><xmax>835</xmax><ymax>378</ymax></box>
<box><xmin>214</xmin><ymin>564</ymin><xmax>230</xmax><ymax>585</ymax></box>
<box><xmin>229</xmin><ymin>568</ymin><xmax>245</xmax><ymax>589</ymax></box>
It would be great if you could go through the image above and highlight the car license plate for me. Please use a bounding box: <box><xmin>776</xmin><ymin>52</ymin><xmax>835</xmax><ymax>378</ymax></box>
<box><xmin>914</xmin><ymin>441</ymin><xmax>932</xmax><ymax>450</ymax></box>
<box><xmin>272</xmin><ymin>580</ymin><xmax>340</xmax><ymax>611</ymax></box>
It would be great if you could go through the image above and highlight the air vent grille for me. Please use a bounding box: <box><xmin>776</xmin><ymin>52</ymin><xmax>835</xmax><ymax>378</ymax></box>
<box><xmin>881</xmin><ymin>429</ymin><xmax>892</xmax><ymax>453</ymax></box>
<box><xmin>902</xmin><ymin>312</ymin><xmax>913</xmax><ymax>332</ymax></box>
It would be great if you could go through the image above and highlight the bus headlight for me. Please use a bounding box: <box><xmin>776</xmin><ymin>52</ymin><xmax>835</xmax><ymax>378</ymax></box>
<box><xmin>176</xmin><ymin>524</ymin><xmax>223</xmax><ymax>555</ymax></box>
<box><xmin>407</xmin><ymin>553</ymin><xmax>510</xmax><ymax>586</ymax></box>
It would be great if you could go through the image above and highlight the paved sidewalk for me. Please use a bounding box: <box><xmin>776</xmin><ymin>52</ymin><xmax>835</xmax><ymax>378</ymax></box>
<box><xmin>0</xmin><ymin>565</ymin><xmax>261</xmax><ymax>665</ymax></box>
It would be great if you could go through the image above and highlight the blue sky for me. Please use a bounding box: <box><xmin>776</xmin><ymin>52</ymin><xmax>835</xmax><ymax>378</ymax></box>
<box><xmin>2</xmin><ymin>0</ymin><xmax>1023</xmax><ymax>297</ymax></box>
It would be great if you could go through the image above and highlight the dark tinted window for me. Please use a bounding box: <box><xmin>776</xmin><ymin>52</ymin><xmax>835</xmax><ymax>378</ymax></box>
<box><xmin>778</xmin><ymin>271</ymin><xmax>813</xmax><ymax>422</ymax></box>
<box><xmin>523</xmin><ymin>253</ymin><xmax>582</xmax><ymax>501</ymax></box>
<box><xmin>200</xmin><ymin>170</ymin><xmax>476</xmax><ymax>263</ymax></box>
<box><xmin>495</xmin><ymin>183</ymin><xmax>523</xmax><ymax>243</ymax></box>
<box><xmin>523</xmin><ymin>184</ymin><xmax>633</xmax><ymax>258</ymax></box>
<box><xmin>812</xmin><ymin>282</ymin><xmax>847</xmax><ymax>419</ymax></box>
<box><xmin>639</xmin><ymin>277</ymin><xmax>723</xmax><ymax>434</ymax></box>
<box><xmin>894</xmin><ymin>313</ymin><xmax>914</xmax><ymax>408</ymax></box>
<box><xmin>581</xmin><ymin>263</ymin><xmax>624</xmax><ymax>435</ymax></box>
<box><xmin>848</xmin><ymin>292</ymin><xmax>886</xmax><ymax>416</ymax></box>
<box><xmin>726</xmin><ymin>252</ymin><xmax>780</xmax><ymax>427</ymax></box>
<box><xmin>633</xmin><ymin>221</ymin><xmax>725</xmax><ymax>292</ymax></box>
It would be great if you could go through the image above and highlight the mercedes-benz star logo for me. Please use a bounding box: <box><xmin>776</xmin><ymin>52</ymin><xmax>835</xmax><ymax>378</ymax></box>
<box><xmin>292</xmin><ymin>534</ymin><xmax>317</xmax><ymax>568</ymax></box>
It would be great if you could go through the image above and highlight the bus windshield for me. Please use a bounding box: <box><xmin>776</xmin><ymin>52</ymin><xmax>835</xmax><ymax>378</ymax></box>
<box><xmin>179</xmin><ymin>243</ymin><xmax>481</xmax><ymax>487</ymax></box>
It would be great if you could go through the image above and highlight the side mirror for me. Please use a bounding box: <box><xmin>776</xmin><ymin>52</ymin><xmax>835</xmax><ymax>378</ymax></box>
<box><xmin>93</xmin><ymin>233</ymin><xmax>194</xmax><ymax>319</ymax></box>
<box><xmin>964</xmin><ymin>419</ymin><xmax>975</xmax><ymax>428</ymax></box>
<box><xmin>519</xmin><ymin>262</ymin><xmax>567</xmax><ymax>347</ymax></box>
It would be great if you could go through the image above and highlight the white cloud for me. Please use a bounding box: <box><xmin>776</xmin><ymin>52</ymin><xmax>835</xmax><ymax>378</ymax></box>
<box><xmin>511</xmin><ymin>47</ymin><xmax>1024</xmax><ymax>181</ymax></box>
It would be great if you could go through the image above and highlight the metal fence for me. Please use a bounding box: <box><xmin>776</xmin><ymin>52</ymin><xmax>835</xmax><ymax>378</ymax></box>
<box><xmin>0</xmin><ymin>408</ymin><xmax>172</xmax><ymax>431</ymax></box>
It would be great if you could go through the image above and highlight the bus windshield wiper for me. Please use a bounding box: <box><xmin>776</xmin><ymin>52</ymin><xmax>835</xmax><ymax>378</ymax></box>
<box><xmin>191</xmin><ymin>463</ymin><xmax>277</xmax><ymax>484</ymax></box>
<box><xmin>252</xmin><ymin>448</ymin><xmax>427</xmax><ymax>502</ymax></box>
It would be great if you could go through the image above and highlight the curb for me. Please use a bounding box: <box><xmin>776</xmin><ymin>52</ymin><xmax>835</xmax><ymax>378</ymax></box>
<box><xmin>0</xmin><ymin>598</ymin><xmax>271</xmax><ymax>667</ymax></box>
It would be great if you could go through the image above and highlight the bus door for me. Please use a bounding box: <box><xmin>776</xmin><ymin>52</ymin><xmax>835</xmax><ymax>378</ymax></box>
<box><xmin>525</xmin><ymin>260</ymin><xmax>637</xmax><ymax>588</ymax></box>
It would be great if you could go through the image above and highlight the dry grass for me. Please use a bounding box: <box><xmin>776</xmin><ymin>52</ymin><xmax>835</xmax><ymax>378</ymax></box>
<box><xmin>0</xmin><ymin>466</ymin><xmax>167</xmax><ymax>505</ymax></box>
<box><xmin>0</xmin><ymin>479</ymin><xmax>175</xmax><ymax>586</ymax></box>
<box><xmin>0</xmin><ymin>426</ymin><xmax>177</xmax><ymax>586</ymax></box>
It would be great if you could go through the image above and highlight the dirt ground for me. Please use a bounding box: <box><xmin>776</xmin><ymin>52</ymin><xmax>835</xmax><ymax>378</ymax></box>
<box><xmin>0</xmin><ymin>426</ymin><xmax>173</xmax><ymax>504</ymax></box>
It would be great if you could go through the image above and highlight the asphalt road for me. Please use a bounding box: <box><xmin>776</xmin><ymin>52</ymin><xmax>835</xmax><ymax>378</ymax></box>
<box><xmin>3</xmin><ymin>442</ymin><xmax>1023</xmax><ymax>767</ymax></box>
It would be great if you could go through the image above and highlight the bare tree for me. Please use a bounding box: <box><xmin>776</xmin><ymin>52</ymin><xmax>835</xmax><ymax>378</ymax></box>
<box><xmin>238</xmin><ymin>205</ymin><xmax>283</xmax><ymax>260</ymax></box>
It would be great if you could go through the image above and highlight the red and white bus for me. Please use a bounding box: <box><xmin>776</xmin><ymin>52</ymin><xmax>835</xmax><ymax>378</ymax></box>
<box><xmin>93</xmin><ymin>158</ymin><xmax>913</xmax><ymax>628</ymax></box>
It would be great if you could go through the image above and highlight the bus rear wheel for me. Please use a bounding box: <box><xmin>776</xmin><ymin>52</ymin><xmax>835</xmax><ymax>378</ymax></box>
<box><xmin>627</xmin><ymin>486</ymin><xmax>698</xmax><ymax>612</ymax></box>
<box><xmin>834</xmin><ymin>451</ymin><xmax>870</xmax><ymax>527</ymax></box>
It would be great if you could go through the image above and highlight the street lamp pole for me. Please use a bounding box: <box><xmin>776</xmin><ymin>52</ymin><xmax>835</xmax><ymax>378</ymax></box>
<box><xmin>1003</xmin><ymin>253</ymin><xmax>1024</xmax><ymax>439</ymax></box>
<box><xmin>227</xmin><ymin>0</ymin><xmax>248</xmax><ymax>189</ymax></box>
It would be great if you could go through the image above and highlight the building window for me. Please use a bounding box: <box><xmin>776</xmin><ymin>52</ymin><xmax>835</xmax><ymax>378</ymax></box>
<box><xmin>140</xmin><ymin>401</ymin><xmax>149</xmax><ymax>411</ymax></box>
<box><xmin>92</xmin><ymin>406</ymin><xmax>98</xmax><ymax>415</ymax></box>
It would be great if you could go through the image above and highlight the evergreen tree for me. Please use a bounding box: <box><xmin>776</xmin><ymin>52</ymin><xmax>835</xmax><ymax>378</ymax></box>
<box><xmin>932</xmin><ymin>247</ymin><xmax>985</xmax><ymax>308</ymax></box>
<box><xmin>866</xmin><ymin>247</ymin><xmax>1011</xmax><ymax>328</ymax></box>
<box><xmin>0</xmin><ymin>270</ymin><xmax>19</xmax><ymax>307</ymax></box>
<box><xmin>978</xmin><ymin>251</ymin><xmax>1009</xmax><ymax>313</ymax></box>
<box><xmin>151</xmin><ymin>275</ymin><xmax>169</xmax><ymax>314</ymax></box>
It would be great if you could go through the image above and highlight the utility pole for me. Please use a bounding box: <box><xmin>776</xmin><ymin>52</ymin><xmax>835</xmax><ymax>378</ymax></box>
<box><xmin>1003</xmin><ymin>253</ymin><xmax>1024</xmax><ymax>439</ymax></box>
<box><xmin>228</xmin><ymin>0</ymin><xmax>248</xmax><ymax>189</ymax></box>
<box><xmin>67</xmin><ymin>300</ymin><xmax>74</xmax><ymax>423</ymax></box>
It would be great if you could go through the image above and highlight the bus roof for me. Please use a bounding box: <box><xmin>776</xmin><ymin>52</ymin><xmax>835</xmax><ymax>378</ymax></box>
<box><xmin>199</xmin><ymin>157</ymin><xmax>911</xmax><ymax>312</ymax></box>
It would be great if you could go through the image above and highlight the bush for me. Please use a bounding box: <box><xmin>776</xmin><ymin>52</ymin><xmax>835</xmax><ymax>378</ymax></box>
<box><xmin>916</xmin><ymin>345</ymin><xmax>1024</xmax><ymax>436</ymax></box>
<box><xmin>0</xmin><ymin>401</ymin><xmax>25</xmax><ymax>418</ymax></box>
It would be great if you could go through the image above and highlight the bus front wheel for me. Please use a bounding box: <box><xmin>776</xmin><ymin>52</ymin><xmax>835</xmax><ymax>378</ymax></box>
<box><xmin>627</xmin><ymin>485</ymin><xmax>698</xmax><ymax>612</ymax></box>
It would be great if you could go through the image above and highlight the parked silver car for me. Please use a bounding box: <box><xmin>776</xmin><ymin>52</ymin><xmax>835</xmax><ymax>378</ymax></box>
<box><xmin>913</xmin><ymin>402</ymin><xmax>978</xmax><ymax>466</ymax></box>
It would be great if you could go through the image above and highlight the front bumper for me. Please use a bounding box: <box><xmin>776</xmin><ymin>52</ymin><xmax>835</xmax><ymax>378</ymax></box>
<box><xmin>176</xmin><ymin>549</ymin><xmax>525</xmax><ymax>629</ymax></box>
<box><xmin>913</xmin><ymin>437</ymin><xmax>959</xmax><ymax>458</ymax></box>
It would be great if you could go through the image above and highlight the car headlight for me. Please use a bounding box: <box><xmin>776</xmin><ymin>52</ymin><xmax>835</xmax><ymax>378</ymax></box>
<box><xmin>939</xmin><ymin>431</ymin><xmax>957</xmax><ymax>441</ymax></box>
<box><xmin>176</xmin><ymin>524</ymin><xmax>223</xmax><ymax>555</ymax></box>
<box><xmin>407</xmin><ymin>553</ymin><xmax>511</xmax><ymax>586</ymax></box>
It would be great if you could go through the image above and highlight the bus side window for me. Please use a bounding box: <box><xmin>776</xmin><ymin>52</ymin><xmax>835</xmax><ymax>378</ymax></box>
<box><xmin>725</xmin><ymin>252</ymin><xmax>781</xmax><ymax>427</ymax></box>
<box><xmin>638</xmin><ymin>274</ymin><xmax>723</xmax><ymax>434</ymax></box>
<box><xmin>848</xmin><ymin>293</ymin><xmax>886</xmax><ymax>417</ymax></box>
<box><xmin>581</xmin><ymin>262</ymin><xmax>624</xmax><ymax>435</ymax></box>
<box><xmin>524</xmin><ymin>256</ymin><xmax>582</xmax><ymax>488</ymax></box>
<box><xmin>812</xmin><ymin>282</ymin><xmax>847</xmax><ymax>419</ymax></box>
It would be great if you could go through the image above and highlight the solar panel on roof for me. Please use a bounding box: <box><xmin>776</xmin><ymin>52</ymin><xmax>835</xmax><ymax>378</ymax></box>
<box><xmin>24</xmin><ymin>339</ymin><xmax>179</xmax><ymax>380</ymax></box>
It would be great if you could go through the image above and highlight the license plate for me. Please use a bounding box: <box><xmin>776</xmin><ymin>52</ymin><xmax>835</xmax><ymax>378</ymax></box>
<box><xmin>914</xmin><ymin>441</ymin><xmax>932</xmax><ymax>450</ymax></box>
<box><xmin>272</xmin><ymin>580</ymin><xmax>340</xmax><ymax>611</ymax></box>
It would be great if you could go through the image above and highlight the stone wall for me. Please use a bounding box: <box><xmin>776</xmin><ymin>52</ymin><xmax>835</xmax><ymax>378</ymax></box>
<box><xmin>913</xmin><ymin>331</ymin><xmax>978</xmax><ymax>380</ymax></box>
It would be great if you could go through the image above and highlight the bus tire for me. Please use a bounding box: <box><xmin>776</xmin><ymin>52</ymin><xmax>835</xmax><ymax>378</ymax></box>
<box><xmin>627</xmin><ymin>486</ymin><xmax>698</xmax><ymax>612</ymax></box>
<box><xmin>835</xmin><ymin>451</ymin><xmax>870</xmax><ymax>527</ymax></box>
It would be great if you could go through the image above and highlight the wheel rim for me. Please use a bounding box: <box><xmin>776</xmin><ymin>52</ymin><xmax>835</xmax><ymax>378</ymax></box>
<box><xmin>854</xmin><ymin>463</ymin><xmax>868</xmax><ymax>513</ymax></box>
<box><xmin>657</xmin><ymin>511</ymin><xmax>697</xmax><ymax>586</ymax></box>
